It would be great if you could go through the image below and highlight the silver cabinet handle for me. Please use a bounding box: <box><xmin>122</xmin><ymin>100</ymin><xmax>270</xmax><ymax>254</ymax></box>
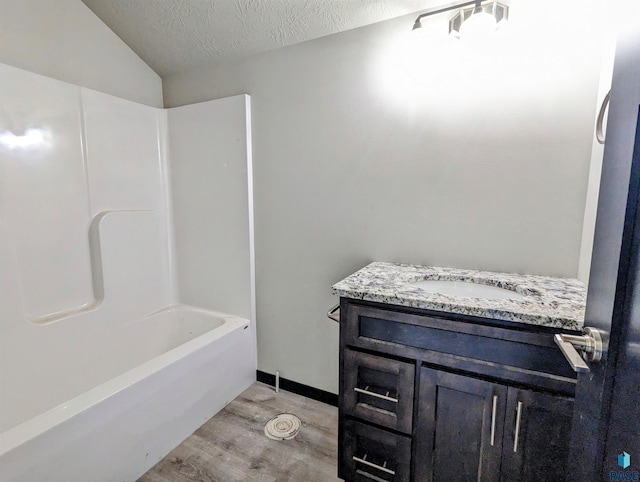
<box><xmin>352</xmin><ymin>455</ymin><xmax>396</xmax><ymax>476</ymax></box>
<box><xmin>354</xmin><ymin>387</ymin><xmax>398</xmax><ymax>403</ymax></box>
<box><xmin>596</xmin><ymin>90</ymin><xmax>610</xmax><ymax>144</ymax></box>
<box><xmin>513</xmin><ymin>401</ymin><xmax>523</xmax><ymax>453</ymax></box>
<box><xmin>490</xmin><ymin>395</ymin><xmax>498</xmax><ymax>446</ymax></box>
<box><xmin>327</xmin><ymin>303</ymin><xmax>340</xmax><ymax>322</ymax></box>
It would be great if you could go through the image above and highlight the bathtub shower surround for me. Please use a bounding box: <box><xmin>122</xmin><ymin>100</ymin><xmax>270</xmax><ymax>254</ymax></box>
<box><xmin>0</xmin><ymin>63</ymin><xmax>256</xmax><ymax>481</ymax></box>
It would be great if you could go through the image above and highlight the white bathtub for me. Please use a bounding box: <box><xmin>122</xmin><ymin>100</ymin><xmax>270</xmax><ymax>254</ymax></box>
<box><xmin>0</xmin><ymin>305</ymin><xmax>255</xmax><ymax>482</ymax></box>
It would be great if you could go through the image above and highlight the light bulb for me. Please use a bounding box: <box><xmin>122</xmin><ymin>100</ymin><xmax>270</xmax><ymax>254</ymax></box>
<box><xmin>459</xmin><ymin>11</ymin><xmax>497</xmax><ymax>41</ymax></box>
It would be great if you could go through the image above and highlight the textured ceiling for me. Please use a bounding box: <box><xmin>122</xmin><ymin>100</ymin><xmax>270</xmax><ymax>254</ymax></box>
<box><xmin>81</xmin><ymin>0</ymin><xmax>435</xmax><ymax>77</ymax></box>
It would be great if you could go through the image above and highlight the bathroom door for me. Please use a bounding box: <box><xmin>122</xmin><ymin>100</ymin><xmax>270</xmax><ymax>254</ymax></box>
<box><xmin>567</xmin><ymin>23</ymin><xmax>640</xmax><ymax>481</ymax></box>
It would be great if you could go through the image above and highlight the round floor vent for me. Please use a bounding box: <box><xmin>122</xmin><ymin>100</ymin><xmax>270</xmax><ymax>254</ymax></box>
<box><xmin>264</xmin><ymin>413</ymin><xmax>301</xmax><ymax>440</ymax></box>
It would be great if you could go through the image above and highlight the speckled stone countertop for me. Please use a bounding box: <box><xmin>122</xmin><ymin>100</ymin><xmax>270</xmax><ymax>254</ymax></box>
<box><xmin>332</xmin><ymin>262</ymin><xmax>586</xmax><ymax>331</ymax></box>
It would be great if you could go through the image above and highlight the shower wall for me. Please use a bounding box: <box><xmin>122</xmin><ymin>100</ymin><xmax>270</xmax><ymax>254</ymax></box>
<box><xmin>0</xmin><ymin>62</ymin><xmax>172</xmax><ymax>432</ymax></box>
<box><xmin>168</xmin><ymin>96</ymin><xmax>254</xmax><ymax>320</ymax></box>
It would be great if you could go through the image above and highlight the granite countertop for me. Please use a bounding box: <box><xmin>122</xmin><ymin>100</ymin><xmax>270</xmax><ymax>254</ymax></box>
<box><xmin>332</xmin><ymin>262</ymin><xmax>586</xmax><ymax>331</ymax></box>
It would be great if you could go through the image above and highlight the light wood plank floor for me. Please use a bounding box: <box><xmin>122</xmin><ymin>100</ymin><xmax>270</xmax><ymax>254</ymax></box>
<box><xmin>138</xmin><ymin>382</ymin><xmax>341</xmax><ymax>482</ymax></box>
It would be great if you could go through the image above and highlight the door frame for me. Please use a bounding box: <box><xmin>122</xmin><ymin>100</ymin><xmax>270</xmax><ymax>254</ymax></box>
<box><xmin>568</xmin><ymin>23</ymin><xmax>640</xmax><ymax>481</ymax></box>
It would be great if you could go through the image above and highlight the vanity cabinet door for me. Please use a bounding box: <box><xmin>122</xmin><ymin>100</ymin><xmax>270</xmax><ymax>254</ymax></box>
<box><xmin>414</xmin><ymin>367</ymin><xmax>507</xmax><ymax>482</ymax></box>
<box><xmin>500</xmin><ymin>387</ymin><xmax>574</xmax><ymax>482</ymax></box>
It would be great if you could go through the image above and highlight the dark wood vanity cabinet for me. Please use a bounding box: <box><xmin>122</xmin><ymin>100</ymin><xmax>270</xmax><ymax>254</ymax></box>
<box><xmin>338</xmin><ymin>299</ymin><xmax>578</xmax><ymax>482</ymax></box>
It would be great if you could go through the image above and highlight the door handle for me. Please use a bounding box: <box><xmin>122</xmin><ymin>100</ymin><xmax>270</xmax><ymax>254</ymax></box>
<box><xmin>554</xmin><ymin>327</ymin><xmax>605</xmax><ymax>373</ymax></box>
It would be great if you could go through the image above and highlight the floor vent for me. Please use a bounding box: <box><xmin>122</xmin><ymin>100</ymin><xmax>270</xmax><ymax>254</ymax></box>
<box><xmin>264</xmin><ymin>413</ymin><xmax>301</xmax><ymax>440</ymax></box>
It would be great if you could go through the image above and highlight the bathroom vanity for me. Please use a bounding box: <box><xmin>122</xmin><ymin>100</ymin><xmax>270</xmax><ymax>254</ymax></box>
<box><xmin>332</xmin><ymin>262</ymin><xmax>587</xmax><ymax>482</ymax></box>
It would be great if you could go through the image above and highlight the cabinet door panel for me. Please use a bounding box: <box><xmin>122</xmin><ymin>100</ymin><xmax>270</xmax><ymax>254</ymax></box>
<box><xmin>344</xmin><ymin>349</ymin><xmax>415</xmax><ymax>434</ymax></box>
<box><xmin>415</xmin><ymin>367</ymin><xmax>506</xmax><ymax>482</ymax></box>
<box><xmin>501</xmin><ymin>387</ymin><xmax>574</xmax><ymax>482</ymax></box>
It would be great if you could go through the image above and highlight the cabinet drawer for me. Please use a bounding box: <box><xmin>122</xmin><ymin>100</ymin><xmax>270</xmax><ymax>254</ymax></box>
<box><xmin>343</xmin><ymin>349</ymin><xmax>415</xmax><ymax>434</ymax></box>
<box><xmin>344</xmin><ymin>303</ymin><xmax>577</xmax><ymax>382</ymax></box>
<box><xmin>343</xmin><ymin>419</ymin><xmax>411</xmax><ymax>482</ymax></box>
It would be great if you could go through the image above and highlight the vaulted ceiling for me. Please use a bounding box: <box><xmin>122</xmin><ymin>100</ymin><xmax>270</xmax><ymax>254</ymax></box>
<box><xmin>81</xmin><ymin>0</ymin><xmax>433</xmax><ymax>78</ymax></box>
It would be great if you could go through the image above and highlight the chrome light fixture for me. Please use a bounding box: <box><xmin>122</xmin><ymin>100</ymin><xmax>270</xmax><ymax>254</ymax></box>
<box><xmin>412</xmin><ymin>0</ymin><xmax>508</xmax><ymax>39</ymax></box>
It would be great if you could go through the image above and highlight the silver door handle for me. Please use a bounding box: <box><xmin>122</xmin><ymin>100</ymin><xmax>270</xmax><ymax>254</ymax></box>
<box><xmin>327</xmin><ymin>303</ymin><xmax>340</xmax><ymax>322</ymax></box>
<box><xmin>554</xmin><ymin>327</ymin><xmax>604</xmax><ymax>373</ymax></box>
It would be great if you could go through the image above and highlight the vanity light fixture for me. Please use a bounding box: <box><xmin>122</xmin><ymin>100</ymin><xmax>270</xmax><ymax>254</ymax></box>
<box><xmin>412</xmin><ymin>0</ymin><xmax>509</xmax><ymax>39</ymax></box>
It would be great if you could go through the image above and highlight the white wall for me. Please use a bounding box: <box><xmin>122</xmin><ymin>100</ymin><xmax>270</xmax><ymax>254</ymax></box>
<box><xmin>0</xmin><ymin>0</ymin><xmax>162</xmax><ymax>107</ymax></box>
<box><xmin>164</xmin><ymin>0</ymin><xmax>607</xmax><ymax>394</ymax></box>
<box><xmin>576</xmin><ymin>0</ymin><xmax>637</xmax><ymax>284</ymax></box>
<box><xmin>577</xmin><ymin>48</ymin><xmax>615</xmax><ymax>284</ymax></box>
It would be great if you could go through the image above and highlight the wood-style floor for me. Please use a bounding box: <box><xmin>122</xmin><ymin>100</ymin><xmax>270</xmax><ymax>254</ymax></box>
<box><xmin>138</xmin><ymin>382</ymin><xmax>341</xmax><ymax>482</ymax></box>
